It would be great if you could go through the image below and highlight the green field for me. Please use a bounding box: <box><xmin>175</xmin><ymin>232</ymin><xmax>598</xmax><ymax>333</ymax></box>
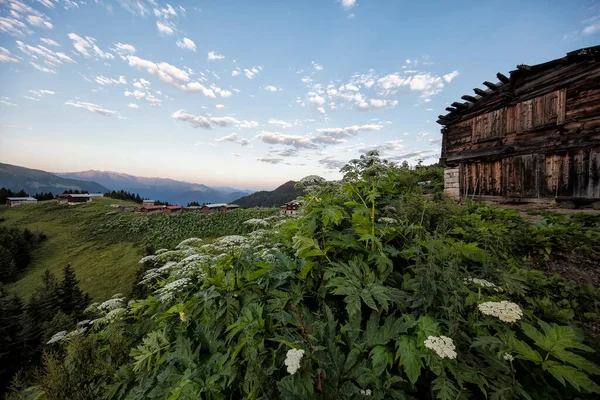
<box><xmin>0</xmin><ymin>198</ymin><xmax>277</xmax><ymax>301</ymax></box>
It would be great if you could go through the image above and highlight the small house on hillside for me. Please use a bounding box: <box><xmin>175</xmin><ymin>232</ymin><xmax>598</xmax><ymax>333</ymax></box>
<box><xmin>6</xmin><ymin>197</ymin><xmax>38</xmax><ymax>206</ymax></box>
<box><xmin>183</xmin><ymin>206</ymin><xmax>202</xmax><ymax>212</ymax></box>
<box><xmin>165</xmin><ymin>205</ymin><xmax>182</xmax><ymax>215</ymax></box>
<box><xmin>280</xmin><ymin>200</ymin><xmax>301</xmax><ymax>215</ymax></box>
<box><xmin>142</xmin><ymin>200</ymin><xmax>155</xmax><ymax>206</ymax></box>
<box><xmin>56</xmin><ymin>194</ymin><xmax>93</xmax><ymax>205</ymax></box>
<box><xmin>140</xmin><ymin>205</ymin><xmax>166</xmax><ymax>214</ymax></box>
<box><xmin>88</xmin><ymin>193</ymin><xmax>104</xmax><ymax>197</ymax></box>
<box><xmin>201</xmin><ymin>203</ymin><xmax>240</xmax><ymax>214</ymax></box>
<box><xmin>438</xmin><ymin>46</ymin><xmax>600</xmax><ymax>204</ymax></box>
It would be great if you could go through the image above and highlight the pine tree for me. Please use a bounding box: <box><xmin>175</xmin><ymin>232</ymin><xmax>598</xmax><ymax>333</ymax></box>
<box><xmin>58</xmin><ymin>264</ymin><xmax>89</xmax><ymax>319</ymax></box>
<box><xmin>0</xmin><ymin>286</ymin><xmax>26</xmax><ymax>391</ymax></box>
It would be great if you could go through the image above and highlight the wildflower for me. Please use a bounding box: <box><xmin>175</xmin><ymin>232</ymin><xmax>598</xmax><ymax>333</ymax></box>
<box><xmin>378</xmin><ymin>217</ymin><xmax>397</xmax><ymax>224</ymax></box>
<box><xmin>77</xmin><ymin>320</ymin><xmax>91</xmax><ymax>327</ymax></box>
<box><xmin>244</xmin><ymin>218</ymin><xmax>270</xmax><ymax>227</ymax></box>
<box><xmin>284</xmin><ymin>348</ymin><xmax>305</xmax><ymax>374</ymax></box>
<box><xmin>47</xmin><ymin>330</ymin><xmax>68</xmax><ymax>344</ymax></box>
<box><xmin>83</xmin><ymin>302</ymin><xmax>99</xmax><ymax>314</ymax></box>
<box><xmin>105</xmin><ymin>307</ymin><xmax>127</xmax><ymax>323</ymax></box>
<box><xmin>176</xmin><ymin>237</ymin><xmax>202</xmax><ymax>249</ymax></box>
<box><xmin>503</xmin><ymin>353</ymin><xmax>514</xmax><ymax>362</ymax></box>
<box><xmin>359</xmin><ymin>389</ymin><xmax>372</xmax><ymax>396</ymax></box>
<box><xmin>154</xmin><ymin>278</ymin><xmax>192</xmax><ymax>302</ymax></box>
<box><xmin>464</xmin><ymin>277</ymin><xmax>503</xmax><ymax>292</ymax></box>
<box><xmin>66</xmin><ymin>327</ymin><xmax>87</xmax><ymax>338</ymax></box>
<box><xmin>179</xmin><ymin>311</ymin><xmax>187</xmax><ymax>321</ymax></box>
<box><xmin>98</xmin><ymin>297</ymin><xmax>125</xmax><ymax>311</ymax></box>
<box><xmin>139</xmin><ymin>255</ymin><xmax>157</xmax><ymax>264</ymax></box>
<box><xmin>424</xmin><ymin>336</ymin><xmax>457</xmax><ymax>359</ymax></box>
<box><xmin>478</xmin><ymin>301</ymin><xmax>523</xmax><ymax>323</ymax></box>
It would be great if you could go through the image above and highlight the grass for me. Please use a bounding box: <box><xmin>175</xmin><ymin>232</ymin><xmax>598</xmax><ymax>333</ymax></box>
<box><xmin>1</xmin><ymin>198</ymin><xmax>142</xmax><ymax>300</ymax></box>
<box><xmin>0</xmin><ymin>198</ymin><xmax>279</xmax><ymax>301</ymax></box>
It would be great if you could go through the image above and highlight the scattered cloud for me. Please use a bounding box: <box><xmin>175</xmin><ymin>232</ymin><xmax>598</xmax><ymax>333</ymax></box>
<box><xmin>127</xmin><ymin>103</ymin><xmax>139</xmax><ymax>108</ymax></box>
<box><xmin>177</xmin><ymin>37</ymin><xmax>196</xmax><ymax>51</ymax></box>
<box><xmin>369</xmin><ymin>98</ymin><xmax>387</xmax><ymax>108</ymax></box>
<box><xmin>232</xmin><ymin>67</ymin><xmax>240</xmax><ymax>76</ymax></box>
<box><xmin>319</xmin><ymin>156</ymin><xmax>346</xmax><ymax>170</ymax></box>
<box><xmin>30</xmin><ymin>61</ymin><xmax>55</xmax><ymax>73</ymax></box>
<box><xmin>65</xmin><ymin>100</ymin><xmax>117</xmax><ymax>116</ymax></box>
<box><xmin>96</xmin><ymin>75</ymin><xmax>127</xmax><ymax>85</ymax></box>
<box><xmin>264</xmin><ymin>85</ymin><xmax>279</xmax><ymax>92</ymax></box>
<box><xmin>215</xmin><ymin>132</ymin><xmax>250</xmax><ymax>146</ymax></box>
<box><xmin>339</xmin><ymin>0</ymin><xmax>357</xmax><ymax>11</ymax></box>
<box><xmin>583</xmin><ymin>16</ymin><xmax>600</xmax><ymax>35</ymax></box>
<box><xmin>112</xmin><ymin>42</ymin><xmax>136</xmax><ymax>57</ymax></box>
<box><xmin>216</xmin><ymin>104</ymin><xmax>225</xmax><ymax>108</ymax></box>
<box><xmin>0</xmin><ymin>46</ymin><xmax>19</xmax><ymax>63</ymax></box>
<box><xmin>232</xmin><ymin>153</ymin><xmax>242</xmax><ymax>157</ymax></box>
<box><xmin>68</xmin><ymin>33</ymin><xmax>114</xmax><ymax>59</ymax></box>
<box><xmin>208</xmin><ymin>51</ymin><xmax>224</xmax><ymax>61</ymax></box>
<box><xmin>377</xmin><ymin>72</ymin><xmax>444</xmax><ymax>97</ymax></box>
<box><xmin>257</xmin><ymin>157</ymin><xmax>283</xmax><ymax>164</ymax></box>
<box><xmin>210</xmin><ymin>116</ymin><xmax>239</xmax><ymax>127</ymax></box>
<box><xmin>256</xmin><ymin>131</ymin><xmax>316</xmax><ymax>149</ymax></box>
<box><xmin>269</xmin><ymin>118</ymin><xmax>293</xmax><ymax>129</ymax></box>
<box><xmin>26</xmin><ymin>15</ymin><xmax>53</xmax><ymax>29</ymax></box>
<box><xmin>312</xmin><ymin>61</ymin><xmax>323</xmax><ymax>71</ymax></box>
<box><xmin>239</xmin><ymin>120</ymin><xmax>259</xmax><ymax>129</ymax></box>
<box><xmin>124</xmin><ymin>90</ymin><xmax>162</xmax><ymax>107</ymax></box>
<box><xmin>132</xmin><ymin>78</ymin><xmax>151</xmax><ymax>89</ymax></box>
<box><xmin>243</xmin><ymin>66</ymin><xmax>262</xmax><ymax>79</ymax></box>
<box><xmin>156</xmin><ymin>21</ymin><xmax>174</xmax><ymax>35</ymax></box>
<box><xmin>16</xmin><ymin>40</ymin><xmax>76</xmax><ymax>69</ymax></box>
<box><xmin>171</xmin><ymin>110</ymin><xmax>211</xmax><ymax>129</ymax></box>
<box><xmin>40</xmin><ymin>38</ymin><xmax>59</xmax><ymax>47</ymax></box>
<box><xmin>0</xmin><ymin>98</ymin><xmax>18</xmax><ymax>107</ymax></box>
<box><xmin>443</xmin><ymin>70</ymin><xmax>459</xmax><ymax>83</ymax></box>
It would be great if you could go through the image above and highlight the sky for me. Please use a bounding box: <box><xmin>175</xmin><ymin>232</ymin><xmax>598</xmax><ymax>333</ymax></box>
<box><xmin>0</xmin><ymin>0</ymin><xmax>599</xmax><ymax>190</ymax></box>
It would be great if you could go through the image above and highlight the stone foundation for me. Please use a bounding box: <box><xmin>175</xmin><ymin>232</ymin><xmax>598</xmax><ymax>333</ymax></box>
<box><xmin>444</xmin><ymin>167</ymin><xmax>460</xmax><ymax>198</ymax></box>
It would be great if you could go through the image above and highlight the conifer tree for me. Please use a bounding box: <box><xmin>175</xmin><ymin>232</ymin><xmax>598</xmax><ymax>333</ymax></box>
<box><xmin>58</xmin><ymin>264</ymin><xmax>90</xmax><ymax>319</ymax></box>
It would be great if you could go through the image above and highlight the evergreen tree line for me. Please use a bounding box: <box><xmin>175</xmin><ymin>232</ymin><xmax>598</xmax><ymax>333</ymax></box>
<box><xmin>104</xmin><ymin>189</ymin><xmax>144</xmax><ymax>204</ymax></box>
<box><xmin>61</xmin><ymin>189</ymin><xmax>89</xmax><ymax>194</ymax></box>
<box><xmin>0</xmin><ymin>227</ymin><xmax>46</xmax><ymax>283</ymax></box>
<box><xmin>154</xmin><ymin>200</ymin><xmax>171</xmax><ymax>206</ymax></box>
<box><xmin>187</xmin><ymin>201</ymin><xmax>200</xmax><ymax>207</ymax></box>
<box><xmin>0</xmin><ymin>265</ymin><xmax>90</xmax><ymax>393</ymax></box>
<box><xmin>32</xmin><ymin>192</ymin><xmax>55</xmax><ymax>201</ymax></box>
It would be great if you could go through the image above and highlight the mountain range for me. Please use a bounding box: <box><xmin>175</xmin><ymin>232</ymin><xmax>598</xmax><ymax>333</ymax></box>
<box><xmin>0</xmin><ymin>163</ymin><xmax>254</xmax><ymax>205</ymax></box>
<box><xmin>232</xmin><ymin>181</ymin><xmax>303</xmax><ymax>208</ymax></box>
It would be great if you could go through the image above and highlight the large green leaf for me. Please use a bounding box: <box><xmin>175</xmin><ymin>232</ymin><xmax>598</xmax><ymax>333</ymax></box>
<box><xmin>543</xmin><ymin>361</ymin><xmax>600</xmax><ymax>393</ymax></box>
<box><xmin>396</xmin><ymin>335</ymin><xmax>423</xmax><ymax>386</ymax></box>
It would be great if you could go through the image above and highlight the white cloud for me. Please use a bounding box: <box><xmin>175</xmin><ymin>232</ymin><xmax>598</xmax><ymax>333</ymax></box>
<box><xmin>0</xmin><ymin>16</ymin><xmax>30</xmax><ymax>36</ymax></box>
<box><xmin>339</xmin><ymin>0</ymin><xmax>357</xmax><ymax>10</ymax></box>
<box><xmin>156</xmin><ymin>21</ymin><xmax>174</xmax><ymax>35</ymax></box>
<box><xmin>185</xmin><ymin>82</ymin><xmax>216</xmax><ymax>97</ymax></box>
<box><xmin>208</xmin><ymin>51</ymin><xmax>224</xmax><ymax>61</ymax></box>
<box><xmin>243</xmin><ymin>66</ymin><xmax>262</xmax><ymax>79</ymax></box>
<box><xmin>219</xmin><ymin>89</ymin><xmax>232</xmax><ymax>97</ymax></box>
<box><xmin>317</xmin><ymin>106</ymin><xmax>326</xmax><ymax>114</ymax></box>
<box><xmin>34</xmin><ymin>0</ymin><xmax>55</xmax><ymax>8</ymax></box>
<box><xmin>171</xmin><ymin>110</ymin><xmax>212</xmax><ymax>129</ymax></box>
<box><xmin>583</xmin><ymin>17</ymin><xmax>600</xmax><ymax>35</ymax></box>
<box><xmin>132</xmin><ymin>78</ymin><xmax>151</xmax><ymax>89</ymax></box>
<box><xmin>0</xmin><ymin>47</ymin><xmax>19</xmax><ymax>63</ymax></box>
<box><xmin>127</xmin><ymin>103</ymin><xmax>139</xmax><ymax>108</ymax></box>
<box><xmin>16</xmin><ymin>40</ymin><xmax>76</xmax><ymax>68</ymax></box>
<box><xmin>257</xmin><ymin>157</ymin><xmax>283</xmax><ymax>164</ymax></box>
<box><xmin>232</xmin><ymin>67</ymin><xmax>241</xmax><ymax>76</ymax></box>
<box><xmin>443</xmin><ymin>70</ymin><xmax>459</xmax><ymax>83</ymax></box>
<box><xmin>312</xmin><ymin>61</ymin><xmax>323</xmax><ymax>71</ymax></box>
<box><xmin>269</xmin><ymin>118</ymin><xmax>293</xmax><ymax>129</ymax></box>
<box><xmin>369</xmin><ymin>98</ymin><xmax>387</xmax><ymax>108</ymax></box>
<box><xmin>124</xmin><ymin>90</ymin><xmax>161</xmax><ymax>107</ymax></box>
<box><xmin>256</xmin><ymin>131</ymin><xmax>316</xmax><ymax>149</ymax></box>
<box><xmin>232</xmin><ymin>153</ymin><xmax>242</xmax><ymax>157</ymax></box>
<box><xmin>0</xmin><ymin>98</ymin><xmax>18</xmax><ymax>107</ymax></box>
<box><xmin>216</xmin><ymin>133</ymin><xmax>239</xmax><ymax>142</ymax></box>
<box><xmin>239</xmin><ymin>120</ymin><xmax>259</xmax><ymax>129</ymax></box>
<box><xmin>96</xmin><ymin>75</ymin><xmax>127</xmax><ymax>85</ymax></box>
<box><xmin>319</xmin><ymin>156</ymin><xmax>346</xmax><ymax>170</ymax></box>
<box><xmin>26</xmin><ymin>15</ymin><xmax>53</xmax><ymax>29</ymax></box>
<box><xmin>377</xmin><ymin>72</ymin><xmax>444</xmax><ymax>97</ymax></box>
<box><xmin>40</xmin><ymin>38</ymin><xmax>59</xmax><ymax>46</ymax></box>
<box><xmin>65</xmin><ymin>100</ymin><xmax>117</xmax><ymax>116</ymax></box>
<box><xmin>117</xmin><ymin>0</ymin><xmax>154</xmax><ymax>16</ymax></box>
<box><xmin>30</xmin><ymin>61</ymin><xmax>55</xmax><ymax>73</ymax></box>
<box><xmin>28</xmin><ymin>89</ymin><xmax>55</xmax><ymax>97</ymax></box>
<box><xmin>309</xmin><ymin>93</ymin><xmax>325</xmax><ymax>106</ymax></box>
<box><xmin>112</xmin><ymin>42</ymin><xmax>136</xmax><ymax>57</ymax></box>
<box><xmin>216</xmin><ymin>104</ymin><xmax>225</xmax><ymax>109</ymax></box>
<box><xmin>177</xmin><ymin>37</ymin><xmax>196</xmax><ymax>51</ymax></box>
<box><xmin>153</xmin><ymin>4</ymin><xmax>178</xmax><ymax>19</ymax></box>
<box><xmin>68</xmin><ymin>33</ymin><xmax>114</xmax><ymax>59</ymax></box>
<box><xmin>210</xmin><ymin>116</ymin><xmax>239</xmax><ymax>127</ymax></box>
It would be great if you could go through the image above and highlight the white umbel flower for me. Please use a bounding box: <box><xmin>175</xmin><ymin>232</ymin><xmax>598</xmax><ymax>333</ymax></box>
<box><xmin>284</xmin><ymin>348</ymin><xmax>305</xmax><ymax>375</ymax></box>
<box><xmin>424</xmin><ymin>335</ymin><xmax>457</xmax><ymax>359</ymax></box>
<box><xmin>359</xmin><ymin>389</ymin><xmax>372</xmax><ymax>396</ymax></box>
<box><xmin>47</xmin><ymin>330</ymin><xmax>68</xmax><ymax>344</ymax></box>
<box><xmin>478</xmin><ymin>301</ymin><xmax>523</xmax><ymax>323</ymax></box>
<box><xmin>464</xmin><ymin>277</ymin><xmax>503</xmax><ymax>292</ymax></box>
<box><xmin>503</xmin><ymin>353</ymin><xmax>514</xmax><ymax>362</ymax></box>
<box><xmin>244</xmin><ymin>218</ymin><xmax>270</xmax><ymax>227</ymax></box>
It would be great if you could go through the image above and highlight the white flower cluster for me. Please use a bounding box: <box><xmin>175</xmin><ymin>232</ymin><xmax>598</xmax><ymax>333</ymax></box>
<box><xmin>98</xmin><ymin>297</ymin><xmax>125</xmax><ymax>312</ymax></box>
<box><xmin>83</xmin><ymin>302</ymin><xmax>99</xmax><ymax>314</ymax></box>
<box><xmin>105</xmin><ymin>307</ymin><xmax>127</xmax><ymax>323</ymax></box>
<box><xmin>66</xmin><ymin>327</ymin><xmax>87</xmax><ymax>338</ymax></box>
<box><xmin>478</xmin><ymin>301</ymin><xmax>523</xmax><ymax>323</ymax></box>
<box><xmin>47</xmin><ymin>330</ymin><xmax>68</xmax><ymax>344</ymax></box>
<box><xmin>244</xmin><ymin>218</ymin><xmax>270</xmax><ymax>228</ymax></box>
<box><xmin>154</xmin><ymin>278</ymin><xmax>192</xmax><ymax>302</ymax></box>
<box><xmin>176</xmin><ymin>237</ymin><xmax>202</xmax><ymax>249</ymax></box>
<box><xmin>378</xmin><ymin>217</ymin><xmax>397</xmax><ymax>224</ymax></box>
<box><xmin>284</xmin><ymin>348</ymin><xmax>305</xmax><ymax>375</ymax></box>
<box><xmin>359</xmin><ymin>389</ymin><xmax>372</xmax><ymax>396</ymax></box>
<box><xmin>424</xmin><ymin>336</ymin><xmax>457</xmax><ymax>359</ymax></box>
<box><xmin>464</xmin><ymin>277</ymin><xmax>503</xmax><ymax>292</ymax></box>
<box><xmin>138</xmin><ymin>255</ymin><xmax>158</xmax><ymax>264</ymax></box>
<box><xmin>503</xmin><ymin>353</ymin><xmax>514</xmax><ymax>362</ymax></box>
<box><xmin>155</xmin><ymin>248</ymin><xmax>169</xmax><ymax>254</ymax></box>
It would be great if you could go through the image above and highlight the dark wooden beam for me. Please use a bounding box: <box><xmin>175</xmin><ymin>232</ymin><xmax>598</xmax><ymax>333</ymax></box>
<box><xmin>496</xmin><ymin>72</ymin><xmax>510</xmax><ymax>84</ymax></box>
<box><xmin>483</xmin><ymin>81</ymin><xmax>499</xmax><ymax>90</ymax></box>
<box><xmin>451</xmin><ymin>102</ymin><xmax>468</xmax><ymax>109</ymax></box>
<box><xmin>517</xmin><ymin>64</ymin><xmax>532</xmax><ymax>71</ymax></box>
<box><xmin>461</xmin><ymin>95</ymin><xmax>478</xmax><ymax>103</ymax></box>
<box><xmin>436</xmin><ymin>119</ymin><xmax>449</xmax><ymax>125</ymax></box>
<box><xmin>473</xmin><ymin>88</ymin><xmax>488</xmax><ymax>97</ymax></box>
<box><xmin>438</xmin><ymin>115</ymin><xmax>450</xmax><ymax>121</ymax></box>
<box><xmin>445</xmin><ymin>107</ymin><xmax>457</xmax><ymax>113</ymax></box>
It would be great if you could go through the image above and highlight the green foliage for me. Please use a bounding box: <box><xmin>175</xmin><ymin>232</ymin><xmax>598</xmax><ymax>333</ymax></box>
<box><xmin>13</xmin><ymin>152</ymin><xmax>600</xmax><ymax>399</ymax></box>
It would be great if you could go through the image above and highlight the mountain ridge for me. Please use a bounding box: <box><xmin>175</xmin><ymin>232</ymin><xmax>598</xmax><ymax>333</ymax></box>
<box><xmin>232</xmin><ymin>180</ymin><xmax>304</xmax><ymax>208</ymax></box>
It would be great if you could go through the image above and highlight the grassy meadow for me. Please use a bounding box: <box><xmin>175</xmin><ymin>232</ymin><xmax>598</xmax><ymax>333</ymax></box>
<box><xmin>0</xmin><ymin>197</ymin><xmax>278</xmax><ymax>300</ymax></box>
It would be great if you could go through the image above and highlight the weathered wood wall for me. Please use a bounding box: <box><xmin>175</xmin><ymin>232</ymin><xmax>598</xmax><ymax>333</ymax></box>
<box><xmin>440</xmin><ymin>49</ymin><xmax>600</xmax><ymax>200</ymax></box>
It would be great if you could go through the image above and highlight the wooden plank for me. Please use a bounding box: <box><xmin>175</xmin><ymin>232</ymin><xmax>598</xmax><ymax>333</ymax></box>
<box><xmin>483</xmin><ymin>81</ymin><xmax>499</xmax><ymax>90</ymax></box>
<box><xmin>589</xmin><ymin>149</ymin><xmax>600</xmax><ymax>198</ymax></box>
<box><xmin>462</xmin><ymin>95</ymin><xmax>478</xmax><ymax>103</ymax></box>
<box><xmin>474</xmin><ymin>88</ymin><xmax>488</xmax><ymax>97</ymax></box>
<box><xmin>497</xmin><ymin>72</ymin><xmax>510</xmax><ymax>83</ymax></box>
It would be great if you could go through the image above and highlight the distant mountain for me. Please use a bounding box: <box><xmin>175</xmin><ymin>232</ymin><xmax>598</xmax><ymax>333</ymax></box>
<box><xmin>0</xmin><ymin>163</ymin><xmax>108</xmax><ymax>195</ymax></box>
<box><xmin>55</xmin><ymin>170</ymin><xmax>253</xmax><ymax>206</ymax></box>
<box><xmin>233</xmin><ymin>181</ymin><xmax>304</xmax><ymax>208</ymax></box>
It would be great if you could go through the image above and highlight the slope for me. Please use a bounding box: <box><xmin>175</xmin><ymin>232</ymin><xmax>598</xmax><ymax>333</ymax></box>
<box><xmin>0</xmin><ymin>163</ymin><xmax>108</xmax><ymax>195</ymax></box>
<box><xmin>233</xmin><ymin>180</ymin><xmax>303</xmax><ymax>208</ymax></box>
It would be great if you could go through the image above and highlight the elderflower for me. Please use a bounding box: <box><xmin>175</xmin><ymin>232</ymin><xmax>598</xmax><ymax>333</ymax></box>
<box><xmin>47</xmin><ymin>330</ymin><xmax>68</xmax><ymax>344</ymax></box>
<box><xmin>359</xmin><ymin>389</ymin><xmax>372</xmax><ymax>396</ymax></box>
<box><xmin>424</xmin><ymin>336</ymin><xmax>457</xmax><ymax>359</ymax></box>
<box><xmin>478</xmin><ymin>301</ymin><xmax>523</xmax><ymax>323</ymax></box>
<box><xmin>284</xmin><ymin>348</ymin><xmax>305</xmax><ymax>375</ymax></box>
<box><xmin>503</xmin><ymin>353</ymin><xmax>514</xmax><ymax>362</ymax></box>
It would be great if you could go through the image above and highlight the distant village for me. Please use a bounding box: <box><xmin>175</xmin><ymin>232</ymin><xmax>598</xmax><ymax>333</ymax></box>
<box><xmin>4</xmin><ymin>192</ymin><xmax>302</xmax><ymax>215</ymax></box>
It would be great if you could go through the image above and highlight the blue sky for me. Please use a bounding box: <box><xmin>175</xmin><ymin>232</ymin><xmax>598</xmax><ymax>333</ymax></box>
<box><xmin>0</xmin><ymin>0</ymin><xmax>599</xmax><ymax>190</ymax></box>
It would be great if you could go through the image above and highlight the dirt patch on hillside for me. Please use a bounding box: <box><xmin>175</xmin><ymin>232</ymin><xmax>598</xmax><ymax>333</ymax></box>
<box><xmin>535</xmin><ymin>250</ymin><xmax>600</xmax><ymax>286</ymax></box>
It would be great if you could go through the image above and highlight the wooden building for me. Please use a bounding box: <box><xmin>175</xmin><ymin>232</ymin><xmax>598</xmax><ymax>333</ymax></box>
<box><xmin>439</xmin><ymin>46</ymin><xmax>600</xmax><ymax>204</ymax></box>
<box><xmin>140</xmin><ymin>205</ymin><xmax>166</xmax><ymax>214</ymax></box>
<box><xmin>165</xmin><ymin>206</ymin><xmax>182</xmax><ymax>215</ymax></box>
<box><xmin>280</xmin><ymin>200</ymin><xmax>301</xmax><ymax>215</ymax></box>
<box><xmin>56</xmin><ymin>194</ymin><xmax>93</xmax><ymax>205</ymax></box>
<box><xmin>6</xmin><ymin>197</ymin><xmax>38</xmax><ymax>206</ymax></box>
<box><xmin>201</xmin><ymin>203</ymin><xmax>240</xmax><ymax>214</ymax></box>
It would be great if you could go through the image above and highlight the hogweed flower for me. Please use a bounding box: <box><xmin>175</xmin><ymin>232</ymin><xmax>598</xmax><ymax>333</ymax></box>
<box><xmin>424</xmin><ymin>336</ymin><xmax>457</xmax><ymax>359</ymax></box>
<box><xmin>359</xmin><ymin>389</ymin><xmax>372</xmax><ymax>396</ymax></box>
<box><xmin>176</xmin><ymin>238</ymin><xmax>202</xmax><ymax>249</ymax></box>
<box><xmin>244</xmin><ymin>218</ymin><xmax>270</xmax><ymax>228</ymax></box>
<box><xmin>478</xmin><ymin>301</ymin><xmax>523</xmax><ymax>323</ymax></box>
<box><xmin>47</xmin><ymin>330</ymin><xmax>68</xmax><ymax>344</ymax></box>
<box><xmin>139</xmin><ymin>255</ymin><xmax>157</xmax><ymax>264</ymax></box>
<box><xmin>98</xmin><ymin>297</ymin><xmax>125</xmax><ymax>312</ymax></box>
<box><xmin>503</xmin><ymin>353</ymin><xmax>514</xmax><ymax>362</ymax></box>
<box><xmin>464</xmin><ymin>277</ymin><xmax>503</xmax><ymax>292</ymax></box>
<box><xmin>378</xmin><ymin>217</ymin><xmax>397</xmax><ymax>224</ymax></box>
<box><xmin>284</xmin><ymin>348</ymin><xmax>305</xmax><ymax>375</ymax></box>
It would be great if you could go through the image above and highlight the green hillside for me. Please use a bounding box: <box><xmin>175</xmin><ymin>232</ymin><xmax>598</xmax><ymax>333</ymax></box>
<box><xmin>233</xmin><ymin>180</ymin><xmax>304</xmax><ymax>208</ymax></box>
<box><xmin>0</xmin><ymin>198</ymin><xmax>277</xmax><ymax>301</ymax></box>
<box><xmin>0</xmin><ymin>162</ymin><xmax>108</xmax><ymax>195</ymax></box>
